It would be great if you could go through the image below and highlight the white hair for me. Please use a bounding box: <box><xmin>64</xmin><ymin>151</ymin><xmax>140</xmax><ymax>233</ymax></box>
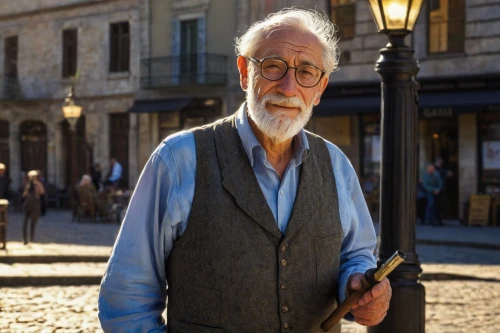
<box><xmin>235</xmin><ymin>7</ymin><xmax>339</xmax><ymax>74</ymax></box>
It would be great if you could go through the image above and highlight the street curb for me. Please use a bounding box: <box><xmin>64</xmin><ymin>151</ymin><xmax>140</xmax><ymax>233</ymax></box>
<box><xmin>420</xmin><ymin>273</ymin><xmax>500</xmax><ymax>283</ymax></box>
<box><xmin>416</xmin><ymin>239</ymin><xmax>500</xmax><ymax>250</ymax></box>
<box><xmin>0</xmin><ymin>255</ymin><xmax>109</xmax><ymax>264</ymax></box>
<box><xmin>0</xmin><ymin>276</ymin><xmax>102</xmax><ymax>287</ymax></box>
<box><xmin>1</xmin><ymin>272</ymin><xmax>499</xmax><ymax>287</ymax></box>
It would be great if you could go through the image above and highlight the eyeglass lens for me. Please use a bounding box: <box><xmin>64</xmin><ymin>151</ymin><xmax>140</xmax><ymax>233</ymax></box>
<box><xmin>260</xmin><ymin>58</ymin><xmax>322</xmax><ymax>87</ymax></box>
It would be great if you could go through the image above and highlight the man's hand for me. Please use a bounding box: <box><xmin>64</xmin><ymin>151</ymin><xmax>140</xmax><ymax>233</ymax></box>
<box><xmin>347</xmin><ymin>273</ymin><xmax>392</xmax><ymax>326</ymax></box>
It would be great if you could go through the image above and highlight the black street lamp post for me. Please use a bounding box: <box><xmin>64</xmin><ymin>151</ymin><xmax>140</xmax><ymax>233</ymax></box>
<box><xmin>62</xmin><ymin>84</ymin><xmax>82</xmax><ymax>206</ymax></box>
<box><xmin>366</xmin><ymin>1</ymin><xmax>425</xmax><ymax>332</ymax></box>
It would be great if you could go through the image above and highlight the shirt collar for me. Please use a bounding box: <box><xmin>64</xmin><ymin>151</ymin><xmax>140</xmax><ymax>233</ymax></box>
<box><xmin>235</xmin><ymin>102</ymin><xmax>310</xmax><ymax>167</ymax></box>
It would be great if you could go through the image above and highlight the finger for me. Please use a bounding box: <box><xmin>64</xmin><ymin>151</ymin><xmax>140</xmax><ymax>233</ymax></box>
<box><xmin>359</xmin><ymin>279</ymin><xmax>391</xmax><ymax>306</ymax></box>
<box><xmin>370</xmin><ymin>278</ymin><xmax>390</xmax><ymax>299</ymax></box>
<box><xmin>351</xmin><ymin>298</ymin><xmax>390</xmax><ymax>319</ymax></box>
<box><xmin>348</xmin><ymin>273</ymin><xmax>364</xmax><ymax>292</ymax></box>
<box><xmin>355</xmin><ymin>311</ymin><xmax>387</xmax><ymax>327</ymax></box>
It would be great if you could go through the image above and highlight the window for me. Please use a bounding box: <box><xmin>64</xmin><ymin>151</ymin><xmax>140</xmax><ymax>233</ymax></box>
<box><xmin>330</xmin><ymin>0</ymin><xmax>355</xmax><ymax>40</ymax></box>
<box><xmin>428</xmin><ymin>0</ymin><xmax>465</xmax><ymax>54</ymax></box>
<box><xmin>180</xmin><ymin>19</ymin><xmax>198</xmax><ymax>77</ymax></box>
<box><xmin>109</xmin><ymin>21</ymin><xmax>130</xmax><ymax>72</ymax></box>
<box><xmin>62</xmin><ymin>29</ymin><xmax>78</xmax><ymax>78</ymax></box>
<box><xmin>4</xmin><ymin>36</ymin><xmax>18</xmax><ymax>78</ymax></box>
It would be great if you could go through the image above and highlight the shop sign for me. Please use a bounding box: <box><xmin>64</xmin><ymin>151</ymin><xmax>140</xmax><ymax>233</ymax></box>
<box><xmin>422</xmin><ymin>108</ymin><xmax>453</xmax><ymax>118</ymax></box>
<box><xmin>487</xmin><ymin>105</ymin><xmax>500</xmax><ymax>112</ymax></box>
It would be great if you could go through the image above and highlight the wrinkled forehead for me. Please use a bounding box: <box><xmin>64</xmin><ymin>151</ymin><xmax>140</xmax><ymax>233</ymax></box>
<box><xmin>253</xmin><ymin>27</ymin><xmax>323</xmax><ymax>62</ymax></box>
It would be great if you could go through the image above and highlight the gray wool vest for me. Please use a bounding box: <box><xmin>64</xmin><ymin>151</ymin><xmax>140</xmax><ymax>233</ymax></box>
<box><xmin>166</xmin><ymin>116</ymin><xmax>343</xmax><ymax>333</ymax></box>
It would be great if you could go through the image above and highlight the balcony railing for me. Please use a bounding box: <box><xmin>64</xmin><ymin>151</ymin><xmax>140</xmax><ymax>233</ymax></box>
<box><xmin>0</xmin><ymin>75</ymin><xmax>23</xmax><ymax>100</ymax></box>
<box><xmin>141</xmin><ymin>53</ymin><xmax>228</xmax><ymax>89</ymax></box>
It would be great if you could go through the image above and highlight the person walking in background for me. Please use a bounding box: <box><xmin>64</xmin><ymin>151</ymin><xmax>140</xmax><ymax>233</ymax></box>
<box><xmin>0</xmin><ymin>163</ymin><xmax>11</xmax><ymax>200</ymax></box>
<box><xmin>105</xmin><ymin>157</ymin><xmax>122</xmax><ymax>190</ymax></box>
<box><xmin>433</xmin><ymin>157</ymin><xmax>453</xmax><ymax>225</ymax></box>
<box><xmin>22</xmin><ymin>170</ymin><xmax>45</xmax><ymax>245</ymax></box>
<box><xmin>36</xmin><ymin>170</ymin><xmax>48</xmax><ymax>216</ymax></box>
<box><xmin>90</xmin><ymin>163</ymin><xmax>102</xmax><ymax>192</ymax></box>
<box><xmin>422</xmin><ymin>163</ymin><xmax>443</xmax><ymax>226</ymax></box>
<box><xmin>77</xmin><ymin>174</ymin><xmax>98</xmax><ymax>220</ymax></box>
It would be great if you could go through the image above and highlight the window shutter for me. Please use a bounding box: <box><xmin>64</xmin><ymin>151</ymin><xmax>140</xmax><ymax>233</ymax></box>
<box><xmin>197</xmin><ymin>16</ymin><xmax>206</xmax><ymax>84</ymax></box>
<box><xmin>171</xmin><ymin>18</ymin><xmax>180</xmax><ymax>85</ymax></box>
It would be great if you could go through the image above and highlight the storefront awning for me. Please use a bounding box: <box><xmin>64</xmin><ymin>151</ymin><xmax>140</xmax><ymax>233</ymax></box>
<box><xmin>419</xmin><ymin>90</ymin><xmax>500</xmax><ymax>111</ymax></box>
<box><xmin>128</xmin><ymin>98</ymin><xmax>192</xmax><ymax>113</ymax></box>
<box><xmin>314</xmin><ymin>90</ymin><xmax>500</xmax><ymax>116</ymax></box>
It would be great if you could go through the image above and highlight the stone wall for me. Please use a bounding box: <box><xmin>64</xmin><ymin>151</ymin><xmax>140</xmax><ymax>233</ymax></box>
<box><xmin>334</xmin><ymin>0</ymin><xmax>500</xmax><ymax>83</ymax></box>
<box><xmin>0</xmin><ymin>0</ymin><xmax>140</xmax><ymax>190</ymax></box>
<box><xmin>0</xmin><ymin>0</ymin><xmax>139</xmax><ymax>100</ymax></box>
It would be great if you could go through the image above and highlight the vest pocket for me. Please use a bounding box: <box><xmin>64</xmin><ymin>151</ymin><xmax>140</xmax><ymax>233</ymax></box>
<box><xmin>314</xmin><ymin>233</ymin><xmax>341</xmax><ymax>296</ymax></box>
<box><xmin>171</xmin><ymin>285</ymin><xmax>222</xmax><ymax>328</ymax></box>
<box><xmin>177</xmin><ymin>320</ymin><xmax>224</xmax><ymax>332</ymax></box>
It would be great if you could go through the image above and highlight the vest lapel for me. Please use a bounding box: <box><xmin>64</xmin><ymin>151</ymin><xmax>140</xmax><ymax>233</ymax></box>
<box><xmin>214</xmin><ymin>117</ymin><xmax>282</xmax><ymax>239</ymax></box>
<box><xmin>285</xmin><ymin>151</ymin><xmax>322</xmax><ymax>238</ymax></box>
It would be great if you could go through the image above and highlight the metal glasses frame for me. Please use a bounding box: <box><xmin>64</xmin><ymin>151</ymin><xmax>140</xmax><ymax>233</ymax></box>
<box><xmin>245</xmin><ymin>56</ymin><xmax>325</xmax><ymax>88</ymax></box>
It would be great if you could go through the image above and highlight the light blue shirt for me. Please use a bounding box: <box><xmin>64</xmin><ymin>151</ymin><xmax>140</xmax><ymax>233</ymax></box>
<box><xmin>98</xmin><ymin>104</ymin><xmax>377</xmax><ymax>332</ymax></box>
<box><xmin>108</xmin><ymin>162</ymin><xmax>122</xmax><ymax>182</ymax></box>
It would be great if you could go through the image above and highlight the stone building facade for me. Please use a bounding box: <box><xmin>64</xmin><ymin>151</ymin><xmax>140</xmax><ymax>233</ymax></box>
<box><xmin>315</xmin><ymin>0</ymin><xmax>500</xmax><ymax>221</ymax></box>
<box><xmin>134</xmin><ymin>0</ymin><xmax>328</xmax><ymax>168</ymax></box>
<box><xmin>0</xmin><ymin>0</ymin><xmax>141</xmax><ymax>192</ymax></box>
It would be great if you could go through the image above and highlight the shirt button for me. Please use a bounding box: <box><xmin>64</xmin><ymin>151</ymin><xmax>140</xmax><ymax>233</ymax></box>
<box><xmin>280</xmin><ymin>190</ymin><xmax>284</xmax><ymax>195</ymax></box>
<box><xmin>281</xmin><ymin>304</ymin><xmax>289</xmax><ymax>313</ymax></box>
<box><xmin>283</xmin><ymin>322</ymin><xmax>290</xmax><ymax>329</ymax></box>
<box><xmin>280</xmin><ymin>282</ymin><xmax>287</xmax><ymax>289</ymax></box>
<box><xmin>280</xmin><ymin>244</ymin><xmax>286</xmax><ymax>252</ymax></box>
<box><xmin>281</xmin><ymin>259</ymin><xmax>287</xmax><ymax>266</ymax></box>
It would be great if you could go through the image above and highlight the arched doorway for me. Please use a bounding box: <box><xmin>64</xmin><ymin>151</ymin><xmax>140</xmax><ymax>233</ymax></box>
<box><xmin>0</xmin><ymin>120</ymin><xmax>9</xmax><ymax>176</ymax></box>
<box><xmin>20</xmin><ymin>120</ymin><xmax>47</xmax><ymax>177</ymax></box>
<box><xmin>61</xmin><ymin>116</ymin><xmax>90</xmax><ymax>188</ymax></box>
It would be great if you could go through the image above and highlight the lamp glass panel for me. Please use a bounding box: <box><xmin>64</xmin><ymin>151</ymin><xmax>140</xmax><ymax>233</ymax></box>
<box><xmin>63</xmin><ymin>105</ymin><xmax>82</xmax><ymax>119</ymax></box>
<box><xmin>383</xmin><ymin>0</ymin><xmax>409</xmax><ymax>30</ymax></box>
<box><xmin>367</xmin><ymin>0</ymin><xmax>385</xmax><ymax>30</ymax></box>
<box><xmin>407</xmin><ymin>0</ymin><xmax>424</xmax><ymax>30</ymax></box>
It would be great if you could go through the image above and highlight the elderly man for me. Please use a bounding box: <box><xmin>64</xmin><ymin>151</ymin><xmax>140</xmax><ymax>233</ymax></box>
<box><xmin>98</xmin><ymin>8</ymin><xmax>390</xmax><ymax>332</ymax></box>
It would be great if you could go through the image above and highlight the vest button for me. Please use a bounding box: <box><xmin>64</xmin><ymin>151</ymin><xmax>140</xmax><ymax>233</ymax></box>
<box><xmin>280</xmin><ymin>244</ymin><xmax>286</xmax><ymax>252</ymax></box>
<box><xmin>283</xmin><ymin>322</ymin><xmax>290</xmax><ymax>329</ymax></box>
<box><xmin>280</xmin><ymin>282</ymin><xmax>287</xmax><ymax>289</ymax></box>
<box><xmin>281</xmin><ymin>259</ymin><xmax>287</xmax><ymax>266</ymax></box>
<box><xmin>281</xmin><ymin>304</ymin><xmax>289</xmax><ymax>313</ymax></box>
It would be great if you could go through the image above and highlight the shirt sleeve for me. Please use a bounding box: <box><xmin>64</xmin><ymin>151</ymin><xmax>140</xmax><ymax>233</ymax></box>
<box><xmin>98</xmin><ymin>145</ymin><xmax>181</xmax><ymax>332</ymax></box>
<box><xmin>337</xmin><ymin>163</ymin><xmax>377</xmax><ymax>307</ymax></box>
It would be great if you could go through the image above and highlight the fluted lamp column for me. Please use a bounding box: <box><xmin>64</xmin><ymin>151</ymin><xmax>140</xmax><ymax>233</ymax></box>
<box><xmin>62</xmin><ymin>84</ymin><xmax>82</xmax><ymax>208</ymax></box>
<box><xmin>365</xmin><ymin>1</ymin><xmax>425</xmax><ymax>332</ymax></box>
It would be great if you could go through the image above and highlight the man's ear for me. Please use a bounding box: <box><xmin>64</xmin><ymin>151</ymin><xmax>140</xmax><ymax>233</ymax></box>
<box><xmin>313</xmin><ymin>75</ymin><xmax>329</xmax><ymax>106</ymax></box>
<box><xmin>237</xmin><ymin>56</ymin><xmax>249</xmax><ymax>91</ymax></box>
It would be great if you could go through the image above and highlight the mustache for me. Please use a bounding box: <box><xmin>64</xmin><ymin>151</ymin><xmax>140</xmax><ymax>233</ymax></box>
<box><xmin>261</xmin><ymin>94</ymin><xmax>306</xmax><ymax>111</ymax></box>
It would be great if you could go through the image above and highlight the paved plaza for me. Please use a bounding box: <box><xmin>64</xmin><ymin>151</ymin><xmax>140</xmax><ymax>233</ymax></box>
<box><xmin>1</xmin><ymin>210</ymin><xmax>500</xmax><ymax>332</ymax></box>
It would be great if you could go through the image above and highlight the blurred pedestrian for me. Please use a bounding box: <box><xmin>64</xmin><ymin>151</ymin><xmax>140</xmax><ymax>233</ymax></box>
<box><xmin>422</xmin><ymin>164</ymin><xmax>443</xmax><ymax>226</ymax></box>
<box><xmin>77</xmin><ymin>174</ymin><xmax>97</xmax><ymax>220</ymax></box>
<box><xmin>22</xmin><ymin>170</ymin><xmax>45</xmax><ymax>245</ymax></box>
<box><xmin>104</xmin><ymin>157</ymin><xmax>122</xmax><ymax>190</ymax></box>
<box><xmin>0</xmin><ymin>163</ymin><xmax>11</xmax><ymax>200</ymax></box>
<box><xmin>36</xmin><ymin>170</ymin><xmax>48</xmax><ymax>216</ymax></box>
<box><xmin>433</xmin><ymin>157</ymin><xmax>453</xmax><ymax>225</ymax></box>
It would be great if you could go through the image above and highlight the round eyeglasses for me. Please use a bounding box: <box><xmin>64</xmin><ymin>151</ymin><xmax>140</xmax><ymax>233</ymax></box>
<box><xmin>246</xmin><ymin>57</ymin><xmax>325</xmax><ymax>88</ymax></box>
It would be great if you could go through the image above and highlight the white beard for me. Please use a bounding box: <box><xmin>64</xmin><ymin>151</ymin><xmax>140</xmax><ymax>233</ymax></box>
<box><xmin>246</xmin><ymin>84</ymin><xmax>315</xmax><ymax>144</ymax></box>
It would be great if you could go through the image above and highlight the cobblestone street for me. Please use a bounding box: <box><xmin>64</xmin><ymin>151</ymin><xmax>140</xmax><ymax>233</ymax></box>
<box><xmin>1</xmin><ymin>212</ymin><xmax>500</xmax><ymax>332</ymax></box>
<box><xmin>2</xmin><ymin>279</ymin><xmax>499</xmax><ymax>333</ymax></box>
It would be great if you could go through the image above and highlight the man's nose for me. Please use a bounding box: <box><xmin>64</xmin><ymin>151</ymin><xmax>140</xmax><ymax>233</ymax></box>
<box><xmin>276</xmin><ymin>68</ymin><xmax>298</xmax><ymax>97</ymax></box>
